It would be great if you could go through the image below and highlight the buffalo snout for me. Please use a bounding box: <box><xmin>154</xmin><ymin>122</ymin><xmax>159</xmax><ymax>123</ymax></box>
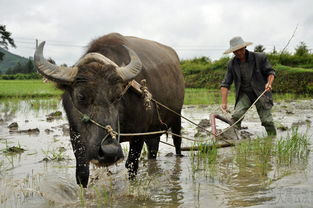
<box><xmin>98</xmin><ymin>136</ymin><xmax>124</xmax><ymax>165</ymax></box>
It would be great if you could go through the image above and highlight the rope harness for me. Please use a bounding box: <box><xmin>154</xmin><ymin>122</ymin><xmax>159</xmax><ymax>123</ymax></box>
<box><xmin>73</xmin><ymin>79</ymin><xmax>268</xmax><ymax>147</ymax></box>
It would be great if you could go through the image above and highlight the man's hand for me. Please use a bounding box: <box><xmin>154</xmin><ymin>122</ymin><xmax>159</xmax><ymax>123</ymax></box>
<box><xmin>265</xmin><ymin>82</ymin><xmax>272</xmax><ymax>91</ymax></box>
<box><xmin>220</xmin><ymin>103</ymin><xmax>230</xmax><ymax>113</ymax></box>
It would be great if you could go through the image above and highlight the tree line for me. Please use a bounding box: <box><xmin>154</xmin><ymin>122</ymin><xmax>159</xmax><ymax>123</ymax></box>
<box><xmin>0</xmin><ymin>24</ymin><xmax>15</xmax><ymax>61</ymax></box>
<box><xmin>1</xmin><ymin>24</ymin><xmax>312</xmax><ymax>80</ymax></box>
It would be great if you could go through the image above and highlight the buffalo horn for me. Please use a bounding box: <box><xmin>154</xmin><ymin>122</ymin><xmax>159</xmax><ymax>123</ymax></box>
<box><xmin>76</xmin><ymin>46</ymin><xmax>142</xmax><ymax>81</ymax></box>
<box><xmin>34</xmin><ymin>41</ymin><xmax>78</xmax><ymax>83</ymax></box>
<box><xmin>76</xmin><ymin>53</ymin><xmax>119</xmax><ymax>68</ymax></box>
<box><xmin>116</xmin><ymin>46</ymin><xmax>142</xmax><ymax>81</ymax></box>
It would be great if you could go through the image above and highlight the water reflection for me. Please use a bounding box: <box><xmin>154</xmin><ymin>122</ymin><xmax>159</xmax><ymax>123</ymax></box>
<box><xmin>225</xmin><ymin>143</ymin><xmax>275</xmax><ymax>207</ymax></box>
<box><xmin>146</xmin><ymin>157</ymin><xmax>184</xmax><ymax>207</ymax></box>
<box><xmin>112</xmin><ymin>157</ymin><xmax>185</xmax><ymax>207</ymax></box>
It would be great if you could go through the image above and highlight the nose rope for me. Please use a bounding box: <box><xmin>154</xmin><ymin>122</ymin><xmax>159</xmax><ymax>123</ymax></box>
<box><xmin>73</xmin><ymin>104</ymin><xmax>118</xmax><ymax>141</ymax></box>
<box><xmin>117</xmin><ymin>114</ymin><xmax>121</xmax><ymax>143</ymax></box>
<box><xmin>104</xmin><ymin>125</ymin><xmax>116</xmax><ymax>139</ymax></box>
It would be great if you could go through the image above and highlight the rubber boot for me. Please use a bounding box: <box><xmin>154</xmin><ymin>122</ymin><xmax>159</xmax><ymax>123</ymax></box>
<box><xmin>264</xmin><ymin>124</ymin><xmax>277</xmax><ymax>136</ymax></box>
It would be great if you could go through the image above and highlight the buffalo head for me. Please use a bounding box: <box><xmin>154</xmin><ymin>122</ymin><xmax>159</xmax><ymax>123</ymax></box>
<box><xmin>34</xmin><ymin>41</ymin><xmax>142</xmax><ymax>187</ymax></box>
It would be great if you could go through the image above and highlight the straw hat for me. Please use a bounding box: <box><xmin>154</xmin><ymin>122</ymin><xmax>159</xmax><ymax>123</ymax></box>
<box><xmin>223</xmin><ymin>36</ymin><xmax>253</xmax><ymax>54</ymax></box>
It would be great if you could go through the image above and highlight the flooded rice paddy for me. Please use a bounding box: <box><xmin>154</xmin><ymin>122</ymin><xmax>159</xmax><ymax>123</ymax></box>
<box><xmin>0</xmin><ymin>98</ymin><xmax>313</xmax><ymax>208</ymax></box>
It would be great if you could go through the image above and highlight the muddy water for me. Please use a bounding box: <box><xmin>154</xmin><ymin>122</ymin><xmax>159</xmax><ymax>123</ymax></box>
<box><xmin>0</xmin><ymin>98</ymin><xmax>312</xmax><ymax>208</ymax></box>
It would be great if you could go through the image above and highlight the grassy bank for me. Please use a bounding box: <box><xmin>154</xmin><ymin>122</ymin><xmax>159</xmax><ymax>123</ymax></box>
<box><xmin>0</xmin><ymin>80</ymin><xmax>62</xmax><ymax>98</ymax></box>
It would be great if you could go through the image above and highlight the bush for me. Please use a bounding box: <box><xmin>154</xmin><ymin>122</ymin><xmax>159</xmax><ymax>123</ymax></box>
<box><xmin>0</xmin><ymin>73</ymin><xmax>42</xmax><ymax>80</ymax></box>
<box><xmin>268</xmin><ymin>53</ymin><xmax>313</xmax><ymax>68</ymax></box>
<box><xmin>182</xmin><ymin>56</ymin><xmax>313</xmax><ymax>93</ymax></box>
<box><xmin>274</xmin><ymin>65</ymin><xmax>313</xmax><ymax>93</ymax></box>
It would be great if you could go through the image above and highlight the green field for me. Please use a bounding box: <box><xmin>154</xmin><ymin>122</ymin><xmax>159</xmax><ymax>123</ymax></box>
<box><xmin>184</xmin><ymin>88</ymin><xmax>235</xmax><ymax>105</ymax></box>
<box><xmin>0</xmin><ymin>80</ymin><xmax>312</xmax><ymax>105</ymax></box>
<box><xmin>0</xmin><ymin>80</ymin><xmax>228</xmax><ymax>104</ymax></box>
<box><xmin>0</xmin><ymin>80</ymin><xmax>62</xmax><ymax>98</ymax></box>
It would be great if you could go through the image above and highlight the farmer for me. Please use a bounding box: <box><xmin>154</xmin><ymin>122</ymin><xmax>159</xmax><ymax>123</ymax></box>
<box><xmin>220</xmin><ymin>36</ymin><xmax>277</xmax><ymax>136</ymax></box>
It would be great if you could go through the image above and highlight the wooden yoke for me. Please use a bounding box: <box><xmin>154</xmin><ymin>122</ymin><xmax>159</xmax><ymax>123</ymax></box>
<box><xmin>129</xmin><ymin>80</ymin><xmax>152</xmax><ymax>110</ymax></box>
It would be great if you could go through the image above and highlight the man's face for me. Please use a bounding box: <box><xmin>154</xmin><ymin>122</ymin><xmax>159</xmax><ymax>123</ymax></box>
<box><xmin>233</xmin><ymin>47</ymin><xmax>246</xmax><ymax>60</ymax></box>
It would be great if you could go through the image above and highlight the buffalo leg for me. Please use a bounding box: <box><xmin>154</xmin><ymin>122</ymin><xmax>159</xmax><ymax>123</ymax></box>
<box><xmin>145</xmin><ymin>136</ymin><xmax>160</xmax><ymax>159</ymax></box>
<box><xmin>125</xmin><ymin>137</ymin><xmax>144</xmax><ymax>178</ymax></box>
<box><xmin>75</xmin><ymin>160</ymin><xmax>90</xmax><ymax>188</ymax></box>
<box><xmin>172</xmin><ymin>117</ymin><xmax>182</xmax><ymax>156</ymax></box>
<box><xmin>70</xmin><ymin>128</ymin><xmax>90</xmax><ymax>188</ymax></box>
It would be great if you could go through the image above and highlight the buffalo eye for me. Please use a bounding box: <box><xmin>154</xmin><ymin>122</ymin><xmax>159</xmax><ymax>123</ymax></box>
<box><xmin>77</xmin><ymin>93</ymin><xmax>86</xmax><ymax>103</ymax></box>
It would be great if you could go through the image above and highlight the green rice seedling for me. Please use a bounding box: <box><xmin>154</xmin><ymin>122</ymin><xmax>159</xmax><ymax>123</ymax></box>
<box><xmin>2</xmin><ymin>141</ymin><xmax>25</xmax><ymax>156</ymax></box>
<box><xmin>0</xmin><ymin>99</ymin><xmax>19</xmax><ymax>114</ymax></box>
<box><xmin>75</xmin><ymin>175</ymin><xmax>114</xmax><ymax>207</ymax></box>
<box><xmin>3</xmin><ymin>146</ymin><xmax>25</xmax><ymax>155</ymax></box>
<box><xmin>0</xmin><ymin>172</ymin><xmax>43</xmax><ymax>207</ymax></box>
<box><xmin>275</xmin><ymin>128</ymin><xmax>310</xmax><ymax>167</ymax></box>
<box><xmin>0</xmin><ymin>97</ymin><xmax>60</xmax><ymax>114</ymax></box>
<box><xmin>92</xmin><ymin>186</ymin><xmax>110</xmax><ymax>208</ymax></box>
<box><xmin>28</xmin><ymin>98</ymin><xmax>60</xmax><ymax>111</ymax></box>
<box><xmin>6</xmin><ymin>155</ymin><xmax>14</xmax><ymax>169</ymax></box>
<box><xmin>0</xmin><ymin>154</ymin><xmax>15</xmax><ymax>172</ymax></box>
<box><xmin>78</xmin><ymin>185</ymin><xmax>86</xmax><ymax>207</ymax></box>
<box><xmin>235</xmin><ymin>140</ymin><xmax>250</xmax><ymax>167</ymax></box>
<box><xmin>0</xmin><ymin>160</ymin><xmax>5</xmax><ymax>173</ymax></box>
<box><xmin>41</xmin><ymin>147</ymin><xmax>69</xmax><ymax>161</ymax></box>
<box><xmin>234</xmin><ymin>129</ymin><xmax>310</xmax><ymax>179</ymax></box>
<box><xmin>189</xmin><ymin>141</ymin><xmax>218</xmax><ymax>178</ymax></box>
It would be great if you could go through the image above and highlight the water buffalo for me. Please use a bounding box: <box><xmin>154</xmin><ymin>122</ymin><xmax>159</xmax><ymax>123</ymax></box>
<box><xmin>34</xmin><ymin>33</ymin><xmax>185</xmax><ymax>187</ymax></box>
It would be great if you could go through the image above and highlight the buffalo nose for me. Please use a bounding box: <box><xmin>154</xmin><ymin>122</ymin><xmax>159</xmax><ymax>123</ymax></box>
<box><xmin>99</xmin><ymin>137</ymin><xmax>124</xmax><ymax>163</ymax></box>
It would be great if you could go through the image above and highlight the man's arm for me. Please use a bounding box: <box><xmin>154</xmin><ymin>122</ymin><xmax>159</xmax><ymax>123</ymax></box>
<box><xmin>221</xmin><ymin>87</ymin><xmax>229</xmax><ymax>113</ymax></box>
<box><xmin>265</xmin><ymin>74</ymin><xmax>275</xmax><ymax>91</ymax></box>
<box><xmin>220</xmin><ymin>61</ymin><xmax>233</xmax><ymax>113</ymax></box>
